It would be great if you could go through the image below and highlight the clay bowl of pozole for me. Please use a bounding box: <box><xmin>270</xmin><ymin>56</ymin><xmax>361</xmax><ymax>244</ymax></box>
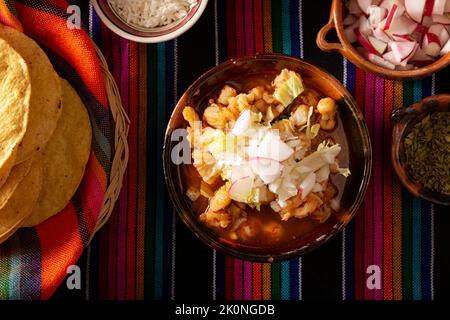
<box><xmin>163</xmin><ymin>54</ymin><xmax>372</xmax><ymax>262</ymax></box>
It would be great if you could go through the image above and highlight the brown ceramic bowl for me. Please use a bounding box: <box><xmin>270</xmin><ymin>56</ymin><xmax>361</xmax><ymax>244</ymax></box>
<box><xmin>163</xmin><ymin>54</ymin><xmax>372</xmax><ymax>262</ymax></box>
<box><xmin>391</xmin><ymin>94</ymin><xmax>450</xmax><ymax>206</ymax></box>
<box><xmin>317</xmin><ymin>0</ymin><xmax>450</xmax><ymax>80</ymax></box>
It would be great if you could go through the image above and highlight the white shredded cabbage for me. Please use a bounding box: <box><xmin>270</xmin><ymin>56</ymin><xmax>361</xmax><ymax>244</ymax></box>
<box><xmin>107</xmin><ymin>0</ymin><xmax>197</xmax><ymax>28</ymax></box>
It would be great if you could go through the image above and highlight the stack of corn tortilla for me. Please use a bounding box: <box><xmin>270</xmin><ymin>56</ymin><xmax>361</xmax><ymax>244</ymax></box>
<box><xmin>0</xmin><ymin>25</ymin><xmax>92</xmax><ymax>244</ymax></box>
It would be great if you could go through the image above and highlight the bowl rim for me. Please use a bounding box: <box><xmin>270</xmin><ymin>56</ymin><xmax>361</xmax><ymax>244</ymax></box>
<box><xmin>91</xmin><ymin>0</ymin><xmax>208</xmax><ymax>43</ymax></box>
<box><xmin>162</xmin><ymin>53</ymin><xmax>373</xmax><ymax>262</ymax></box>
<box><xmin>325</xmin><ymin>0</ymin><xmax>450</xmax><ymax>80</ymax></box>
<box><xmin>391</xmin><ymin>94</ymin><xmax>450</xmax><ymax>206</ymax></box>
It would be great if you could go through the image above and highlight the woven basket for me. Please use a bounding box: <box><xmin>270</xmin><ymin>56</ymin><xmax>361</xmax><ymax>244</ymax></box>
<box><xmin>91</xmin><ymin>43</ymin><xmax>130</xmax><ymax>235</ymax></box>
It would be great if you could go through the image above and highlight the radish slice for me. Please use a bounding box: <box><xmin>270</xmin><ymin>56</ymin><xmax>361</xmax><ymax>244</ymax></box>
<box><xmin>423</xmin><ymin>0</ymin><xmax>436</xmax><ymax>17</ymax></box>
<box><xmin>405</xmin><ymin>0</ymin><xmax>426</xmax><ymax>23</ymax></box>
<box><xmin>357</xmin><ymin>0</ymin><xmax>373</xmax><ymax>14</ymax></box>
<box><xmin>429</xmin><ymin>23</ymin><xmax>450</xmax><ymax>44</ymax></box>
<box><xmin>390</xmin><ymin>40</ymin><xmax>417</xmax><ymax>61</ymax></box>
<box><xmin>423</xmin><ymin>32</ymin><xmax>442</xmax><ymax>56</ymax></box>
<box><xmin>383</xmin><ymin>50</ymin><xmax>399</xmax><ymax>64</ymax></box>
<box><xmin>410</xmin><ymin>46</ymin><xmax>435</xmax><ymax>61</ymax></box>
<box><xmin>386</xmin><ymin>15</ymin><xmax>418</xmax><ymax>35</ymax></box>
<box><xmin>230</xmin><ymin>165</ymin><xmax>254</xmax><ymax>183</ymax></box>
<box><xmin>229</xmin><ymin>176</ymin><xmax>254</xmax><ymax>202</ymax></box>
<box><xmin>374</xmin><ymin>26</ymin><xmax>393</xmax><ymax>42</ymax></box>
<box><xmin>359</xmin><ymin>15</ymin><xmax>373</xmax><ymax>36</ymax></box>
<box><xmin>249</xmin><ymin>157</ymin><xmax>282</xmax><ymax>184</ymax></box>
<box><xmin>440</xmin><ymin>38</ymin><xmax>450</xmax><ymax>55</ymax></box>
<box><xmin>368</xmin><ymin>53</ymin><xmax>396</xmax><ymax>69</ymax></box>
<box><xmin>369</xmin><ymin>5</ymin><xmax>388</xmax><ymax>26</ymax></box>
<box><xmin>369</xmin><ymin>35</ymin><xmax>388</xmax><ymax>53</ymax></box>
<box><xmin>432</xmin><ymin>0</ymin><xmax>447</xmax><ymax>15</ymax></box>
<box><xmin>255</xmin><ymin>131</ymin><xmax>293</xmax><ymax>162</ymax></box>
<box><xmin>432</xmin><ymin>14</ymin><xmax>450</xmax><ymax>25</ymax></box>
<box><xmin>445</xmin><ymin>0</ymin><xmax>450</xmax><ymax>12</ymax></box>
<box><xmin>383</xmin><ymin>2</ymin><xmax>406</xmax><ymax>30</ymax></box>
<box><xmin>355</xmin><ymin>27</ymin><xmax>379</xmax><ymax>54</ymax></box>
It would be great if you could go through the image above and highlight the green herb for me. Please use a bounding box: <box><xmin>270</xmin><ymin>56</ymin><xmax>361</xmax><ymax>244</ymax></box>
<box><xmin>403</xmin><ymin>112</ymin><xmax>450</xmax><ymax>195</ymax></box>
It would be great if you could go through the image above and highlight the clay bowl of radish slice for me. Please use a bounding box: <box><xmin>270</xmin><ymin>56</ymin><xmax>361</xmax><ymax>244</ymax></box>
<box><xmin>317</xmin><ymin>0</ymin><xmax>450</xmax><ymax>80</ymax></box>
<box><xmin>163</xmin><ymin>54</ymin><xmax>372</xmax><ymax>261</ymax></box>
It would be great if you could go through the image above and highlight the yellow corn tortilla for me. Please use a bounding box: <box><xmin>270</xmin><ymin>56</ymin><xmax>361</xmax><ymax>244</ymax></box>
<box><xmin>0</xmin><ymin>37</ymin><xmax>31</xmax><ymax>187</ymax></box>
<box><xmin>0</xmin><ymin>158</ymin><xmax>33</xmax><ymax>210</ymax></box>
<box><xmin>0</xmin><ymin>25</ymin><xmax>62</xmax><ymax>164</ymax></box>
<box><xmin>0</xmin><ymin>155</ymin><xmax>43</xmax><ymax>244</ymax></box>
<box><xmin>23</xmin><ymin>79</ymin><xmax>92</xmax><ymax>227</ymax></box>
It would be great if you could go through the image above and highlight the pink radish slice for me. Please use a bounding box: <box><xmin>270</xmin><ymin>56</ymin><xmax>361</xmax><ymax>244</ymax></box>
<box><xmin>229</xmin><ymin>176</ymin><xmax>253</xmax><ymax>202</ymax></box>
<box><xmin>410</xmin><ymin>46</ymin><xmax>435</xmax><ymax>61</ymax></box>
<box><xmin>386</xmin><ymin>15</ymin><xmax>418</xmax><ymax>35</ymax></box>
<box><xmin>433</xmin><ymin>0</ymin><xmax>447</xmax><ymax>14</ymax></box>
<box><xmin>422</xmin><ymin>15</ymin><xmax>435</xmax><ymax>27</ymax></box>
<box><xmin>432</xmin><ymin>14</ymin><xmax>450</xmax><ymax>25</ymax></box>
<box><xmin>343</xmin><ymin>14</ymin><xmax>357</xmax><ymax>27</ymax></box>
<box><xmin>446</xmin><ymin>0</ymin><xmax>450</xmax><ymax>12</ymax></box>
<box><xmin>230</xmin><ymin>165</ymin><xmax>254</xmax><ymax>183</ymax></box>
<box><xmin>390</xmin><ymin>40</ymin><xmax>417</xmax><ymax>61</ymax></box>
<box><xmin>423</xmin><ymin>32</ymin><xmax>442</xmax><ymax>56</ymax></box>
<box><xmin>392</xmin><ymin>34</ymin><xmax>415</xmax><ymax>41</ymax></box>
<box><xmin>380</xmin><ymin>0</ymin><xmax>393</xmax><ymax>9</ymax></box>
<box><xmin>369</xmin><ymin>35</ymin><xmax>388</xmax><ymax>53</ymax></box>
<box><xmin>383</xmin><ymin>50</ymin><xmax>399</xmax><ymax>64</ymax></box>
<box><xmin>374</xmin><ymin>26</ymin><xmax>393</xmax><ymax>42</ymax></box>
<box><xmin>357</xmin><ymin>0</ymin><xmax>373</xmax><ymax>14</ymax></box>
<box><xmin>369</xmin><ymin>5</ymin><xmax>388</xmax><ymax>26</ymax></box>
<box><xmin>355</xmin><ymin>27</ymin><xmax>379</xmax><ymax>54</ymax></box>
<box><xmin>383</xmin><ymin>3</ymin><xmax>404</xmax><ymax>30</ymax></box>
<box><xmin>423</xmin><ymin>0</ymin><xmax>436</xmax><ymax>17</ymax></box>
<box><xmin>345</xmin><ymin>22</ymin><xmax>359</xmax><ymax>43</ymax></box>
<box><xmin>231</xmin><ymin>109</ymin><xmax>251</xmax><ymax>136</ymax></box>
<box><xmin>440</xmin><ymin>38</ymin><xmax>450</xmax><ymax>54</ymax></box>
<box><xmin>368</xmin><ymin>53</ymin><xmax>396</xmax><ymax>69</ymax></box>
<box><xmin>359</xmin><ymin>15</ymin><xmax>373</xmax><ymax>36</ymax></box>
<box><xmin>429</xmin><ymin>23</ymin><xmax>450</xmax><ymax>44</ymax></box>
<box><xmin>405</xmin><ymin>0</ymin><xmax>427</xmax><ymax>23</ymax></box>
<box><xmin>248</xmin><ymin>157</ymin><xmax>282</xmax><ymax>184</ymax></box>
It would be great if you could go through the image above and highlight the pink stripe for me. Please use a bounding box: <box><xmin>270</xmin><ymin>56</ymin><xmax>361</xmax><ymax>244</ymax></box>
<box><xmin>234</xmin><ymin>259</ymin><xmax>243</xmax><ymax>300</ymax></box>
<box><xmin>243</xmin><ymin>261</ymin><xmax>253</xmax><ymax>300</ymax></box>
<box><xmin>235</xmin><ymin>0</ymin><xmax>245</xmax><ymax>56</ymax></box>
<box><xmin>244</xmin><ymin>0</ymin><xmax>255</xmax><ymax>55</ymax></box>
<box><xmin>373</xmin><ymin>76</ymin><xmax>384</xmax><ymax>300</ymax></box>
<box><xmin>117</xmin><ymin>38</ymin><xmax>131</xmax><ymax>300</ymax></box>
<box><xmin>363</xmin><ymin>73</ymin><xmax>375</xmax><ymax>300</ymax></box>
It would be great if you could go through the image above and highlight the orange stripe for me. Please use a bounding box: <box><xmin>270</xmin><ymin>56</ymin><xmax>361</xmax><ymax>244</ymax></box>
<box><xmin>135</xmin><ymin>43</ymin><xmax>148</xmax><ymax>300</ymax></box>
<box><xmin>392</xmin><ymin>80</ymin><xmax>403</xmax><ymax>300</ymax></box>
<box><xmin>262</xmin><ymin>263</ymin><xmax>271</xmax><ymax>300</ymax></box>
<box><xmin>0</xmin><ymin>2</ymin><xmax>22</xmax><ymax>31</ymax></box>
<box><xmin>16</xmin><ymin>5</ymin><xmax>108</xmax><ymax>107</ymax></box>
<box><xmin>262</xmin><ymin>0</ymin><xmax>273</xmax><ymax>53</ymax></box>
<box><xmin>383</xmin><ymin>79</ymin><xmax>394</xmax><ymax>300</ymax></box>
<box><xmin>38</xmin><ymin>205</ymin><xmax>83</xmax><ymax>299</ymax></box>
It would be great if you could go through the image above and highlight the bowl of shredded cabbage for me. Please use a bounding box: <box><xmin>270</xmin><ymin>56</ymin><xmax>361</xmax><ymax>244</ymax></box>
<box><xmin>163</xmin><ymin>54</ymin><xmax>372</xmax><ymax>261</ymax></box>
<box><xmin>92</xmin><ymin>0</ymin><xmax>208</xmax><ymax>43</ymax></box>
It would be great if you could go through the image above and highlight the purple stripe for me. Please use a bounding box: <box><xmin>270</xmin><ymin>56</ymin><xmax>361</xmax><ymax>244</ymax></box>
<box><xmin>243</xmin><ymin>261</ymin><xmax>252</xmax><ymax>300</ymax></box>
<box><xmin>373</xmin><ymin>76</ymin><xmax>384</xmax><ymax>300</ymax></box>
<box><xmin>363</xmin><ymin>72</ymin><xmax>375</xmax><ymax>300</ymax></box>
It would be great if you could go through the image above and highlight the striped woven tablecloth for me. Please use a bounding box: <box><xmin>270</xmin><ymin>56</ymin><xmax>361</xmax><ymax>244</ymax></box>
<box><xmin>49</xmin><ymin>0</ymin><xmax>448</xmax><ymax>300</ymax></box>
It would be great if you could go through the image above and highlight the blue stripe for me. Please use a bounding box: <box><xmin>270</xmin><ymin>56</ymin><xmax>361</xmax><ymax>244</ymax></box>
<box><xmin>289</xmin><ymin>0</ymin><xmax>301</xmax><ymax>57</ymax></box>
<box><xmin>281</xmin><ymin>0</ymin><xmax>291</xmax><ymax>55</ymax></box>
<box><xmin>92</xmin><ymin>8</ymin><xmax>102</xmax><ymax>45</ymax></box>
<box><xmin>289</xmin><ymin>258</ymin><xmax>300</xmax><ymax>299</ymax></box>
<box><xmin>154</xmin><ymin>43</ymin><xmax>166</xmax><ymax>300</ymax></box>
<box><xmin>280</xmin><ymin>261</ymin><xmax>290</xmax><ymax>300</ymax></box>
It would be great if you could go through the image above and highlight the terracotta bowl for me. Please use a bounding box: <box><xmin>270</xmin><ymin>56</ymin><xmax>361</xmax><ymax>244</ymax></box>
<box><xmin>91</xmin><ymin>0</ymin><xmax>208</xmax><ymax>43</ymax></box>
<box><xmin>316</xmin><ymin>0</ymin><xmax>450</xmax><ymax>80</ymax></box>
<box><xmin>163</xmin><ymin>54</ymin><xmax>372</xmax><ymax>261</ymax></box>
<box><xmin>391</xmin><ymin>94</ymin><xmax>450</xmax><ymax>206</ymax></box>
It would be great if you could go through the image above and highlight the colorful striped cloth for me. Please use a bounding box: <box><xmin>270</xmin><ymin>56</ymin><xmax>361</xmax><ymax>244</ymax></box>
<box><xmin>0</xmin><ymin>0</ymin><xmax>112</xmax><ymax>299</ymax></box>
<box><xmin>2</xmin><ymin>0</ymin><xmax>450</xmax><ymax>300</ymax></box>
